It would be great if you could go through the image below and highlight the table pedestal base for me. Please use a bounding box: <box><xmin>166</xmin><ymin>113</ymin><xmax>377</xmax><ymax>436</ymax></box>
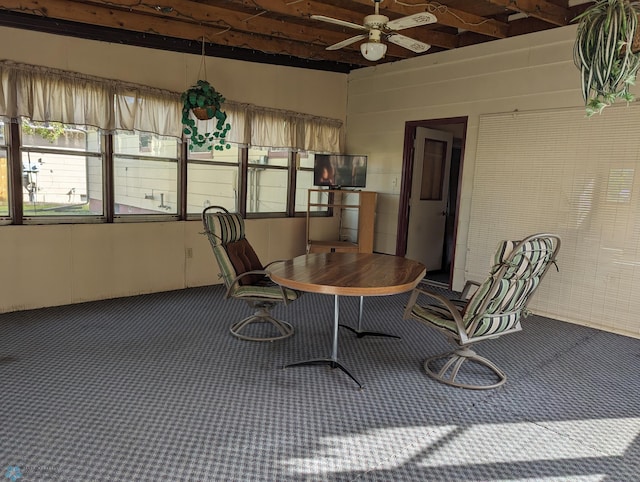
<box><xmin>285</xmin><ymin>295</ymin><xmax>365</xmax><ymax>389</ymax></box>
<box><xmin>285</xmin><ymin>358</ymin><xmax>363</xmax><ymax>389</ymax></box>
<box><xmin>338</xmin><ymin>297</ymin><xmax>401</xmax><ymax>339</ymax></box>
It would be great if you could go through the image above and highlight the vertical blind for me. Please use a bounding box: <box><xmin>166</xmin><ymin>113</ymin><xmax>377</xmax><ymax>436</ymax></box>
<box><xmin>468</xmin><ymin>104</ymin><xmax>640</xmax><ymax>337</ymax></box>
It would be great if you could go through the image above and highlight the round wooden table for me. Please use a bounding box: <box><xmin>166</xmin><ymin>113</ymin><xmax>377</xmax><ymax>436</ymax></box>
<box><xmin>268</xmin><ymin>252</ymin><xmax>426</xmax><ymax>388</ymax></box>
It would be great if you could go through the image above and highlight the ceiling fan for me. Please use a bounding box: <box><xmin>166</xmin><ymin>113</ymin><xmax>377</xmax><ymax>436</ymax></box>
<box><xmin>311</xmin><ymin>0</ymin><xmax>437</xmax><ymax>62</ymax></box>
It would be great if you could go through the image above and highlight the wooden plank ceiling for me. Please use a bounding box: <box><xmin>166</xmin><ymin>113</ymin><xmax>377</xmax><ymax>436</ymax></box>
<box><xmin>0</xmin><ymin>0</ymin><xmax>590</xmax><ymax>72</ymax></box>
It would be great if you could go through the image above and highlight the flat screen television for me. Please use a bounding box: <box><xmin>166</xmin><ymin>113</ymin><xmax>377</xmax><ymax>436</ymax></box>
<box><xmin>313</xmin><ymin>154</ymin><xmax>367</xmax><ymax>188</ymax></box>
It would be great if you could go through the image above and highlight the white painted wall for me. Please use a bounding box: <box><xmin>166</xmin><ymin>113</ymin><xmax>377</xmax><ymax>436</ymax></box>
<box><xmin>0</xmin><ymin>27</ymin><xmax>346</xmax><ymax>312</ymax></box>
<box><xmin>346</xmin><ymin>25</ymin><xmax>587</xmax><ymax>288</ymax></box>
<box><xmin>0</xmin><ymin>218</ymin><xmax>307</xmax><ymax>312</ymax></box>
<box><xmin>346</xmin><ymin>24</ymin><xmax>640</xmax><ymax>337</ymax></box>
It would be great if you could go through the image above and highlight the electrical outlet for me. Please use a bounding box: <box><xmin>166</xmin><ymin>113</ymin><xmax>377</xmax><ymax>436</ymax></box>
<box><xmin>185</xmin><ymin>247</ymin><xmax>193</xmax><ymax>259</ymax></box>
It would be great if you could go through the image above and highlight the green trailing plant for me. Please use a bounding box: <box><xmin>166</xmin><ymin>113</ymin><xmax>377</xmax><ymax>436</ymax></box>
<box><xmin>574</xmin><ymin>0</ymin><xmax>640</xmax><ymax>116</ymax></box>
<box><xmin>21</xmin><ymin>120</ymin><xmax>66</xmax><ymax>142</ymax></box>
<box><xmin>181</xmin><ymin>80</ymin><xmax>231</xmax><ymax>151</ymax></box>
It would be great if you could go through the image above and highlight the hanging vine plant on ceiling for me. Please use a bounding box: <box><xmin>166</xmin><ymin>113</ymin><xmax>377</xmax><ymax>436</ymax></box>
<box><xmin>574</xmin><ymin>0</ymin><xmax>640</xmax><ymax>116</ymax></box>
<box><xmin>181</xmin><ymin>79</ymin><xmax>231</xmax><ymax>151</ymax></box>
<box><xmin>181</xmin><ymin>37</ymin><xmax>231</xmax><ymax>151</ymax></box>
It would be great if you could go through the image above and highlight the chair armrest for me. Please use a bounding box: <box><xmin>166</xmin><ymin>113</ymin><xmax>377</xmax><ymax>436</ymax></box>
<box><xmin>226</xmin><ymin>269</ymin><xmax>295</xmax><ymax>305</ymax></box>
<box><xmin>460</xmin><ymin>280</ymin><xmax>481</xmax><ymax>300</ymax></box>
<box><xmin>446</xmin><ymin>280</ymin><xmax>481</xmax><ymax>309</ymax></box>
<box><xmin>225</xmin><ymin>269</ymin><xmax>269</xmax><ymax>298</ymax></box>
<box><xmin>403</xmin><ymin>287</ymin><xmax>465</xmax><ymax>333</ymax></box>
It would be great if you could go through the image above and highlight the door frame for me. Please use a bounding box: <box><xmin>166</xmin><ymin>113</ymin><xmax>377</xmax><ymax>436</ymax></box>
<box><xmin>396</xmin><ymin>117</ymin><xmax>468</xmax><ymax>283</ymax></box>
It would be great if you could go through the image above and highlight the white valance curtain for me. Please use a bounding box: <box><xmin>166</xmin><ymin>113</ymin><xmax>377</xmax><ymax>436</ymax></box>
<box><xmin>195</xmin><ymin>102</ymin><xmax>343</xmax><ymax>152</ymax></box>
<box><xmin>0</xmin><ymin>61</ymin><xmax>182</xmax><ymax>136</ymax></box>
<box><xmin>0</xmin><ymin>60</ymin><xmax>344</xmax><ymax>153</ymax></box>
<box><xmin>115</xmin><ymin>90</ymin><xmax>182</xmax><ymax>137</ymax></box>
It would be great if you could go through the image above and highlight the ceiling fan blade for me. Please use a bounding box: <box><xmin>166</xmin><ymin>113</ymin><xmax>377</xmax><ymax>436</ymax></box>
<box><xmin>326</xmin><ymin>34</ymin><xmax>368</xmax><ymax>51</ymax></box>
<box><xmin>310</xmin><ymin>15</ymin><xmax>367</xmax><ymax>31</ymax></box>
<box><xmin>386</xmin><ymin>34</ymin><xmax>431</xmax><ymax>53</ymax></box>
<box><xmin>386</xmin><ymin>12</ymin><xmax>437</xmax><ymax>31</ymax></box>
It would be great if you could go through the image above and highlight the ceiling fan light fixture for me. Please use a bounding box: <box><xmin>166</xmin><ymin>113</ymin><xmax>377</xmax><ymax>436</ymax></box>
<box><xmin>360</xmin><ymin>41</ymin><xmax>387</xmax><ymax>61</ymax></box>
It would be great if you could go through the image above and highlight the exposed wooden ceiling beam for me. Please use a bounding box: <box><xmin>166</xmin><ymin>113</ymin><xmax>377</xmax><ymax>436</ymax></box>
<box><xmin>487</xmin><ymin>0</ymin><xmax>570</xmax><ymax>26</ymax></box>
<box><xmin>0</xmin><ymin>10</ymin><xmax>356</xmax><ymax>72</ymax></box>
<box><xmin>0</xmin><ymin>0</ymin><xmax>371</xmax><ymax>65</ymax></box>
<box><xmin>348</xmin><ymin>0</ymin><xmax>509</xmax><ymax>38</ymax></box>
<box><xmin>75</xmin><ymin>0</ymin><xmax>412</xmax><ymax>58</ymax></box>
<box><xmin>213</xmin><ymin>0</ymin><xmax>458</xmax><ymax>49</ymax></box>
<box><xmin>0</xmin><ymin>0</ymin><xmax>587</xmax><ymax>71</ymax></box>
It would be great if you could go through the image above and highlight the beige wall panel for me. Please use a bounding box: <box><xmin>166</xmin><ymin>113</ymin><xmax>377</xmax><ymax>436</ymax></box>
<box><xmin>244</xmin><ymin>217</ymin><xmax>306</xmax><ymax>264</ymax></box>
<box><xmin>0</xmin><ymin>225</ymin><xmax>73</xmax><ymax>311</ymax></box>
<box><xmin>71</xmin><ymin>223</ymin><xmax>184</xmax><ymax>302</ymax></box>
<box><xmin>347</xmin><ymin>24</ymin><xmax>640</xmax><ymax>335</ymax></box>
<box><xmin>346</xmin><ymin>25</ymin><xmax>590</xmax><ymax>292</ymax></box>
<box><xmin>376</xmin><ymin>192</ymin><xmax>399</xmax><ymax>211</ymax></box>
<box><xmin>62</xmin><ymin>223</ymin><xmax>185</xmax><ymax>305</ymax></box>
<box><xmin>308</xmin><ymin>216</ymin><xmax>342</xmax><ymax>243</ymax></box>
<box><xmin>265</xmin><ymin>217</ymin><xmax>307</xmax><ymax>262</ymax></box>
<box><xmin>109</xmin><ymin>222</ymin><xmax>185</xmax><ymax>297</ymax></box>
<box><xmin>69</xmin><ymin>224</ymin><xmax>117</xmax><ymax>302</ymax></box>
<box><xmin>184</xmin><ymin>221</ymin><xmax>220</xmax><ymax>288</ymax></box>
<box><xmin>244</xmin><ymin>219</ymin><xmax>270</xmax><ymax>264</ymax></box>
<box><xmin>468</xmin><ymin>105</ymin><xmax>640</xmax><ymax>338</ymax></box>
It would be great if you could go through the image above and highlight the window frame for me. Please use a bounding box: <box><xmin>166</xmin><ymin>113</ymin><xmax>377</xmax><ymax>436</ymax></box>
<box><xmin>3</xmin><ymin>117</ymin><xmax>332</xmax><ymax>225</ymax></box>
<box><xmin>0</xmin><ymin>119</ymin><xmax>9</xmax><ymax>224</ymax></box>
<box><xmin>112</xmin><ymin>130</ymin><xmax>181</xmax><ymax>222</ymax></box>
<box><xmin>185</xmin><ymin>141</ymin><xmax>241</xmax><ymax>217</ymax></box>
<box><xmin>245</xmin><ymin>148</ymin><xmax>291</xmax><ymax>218</ymax></box>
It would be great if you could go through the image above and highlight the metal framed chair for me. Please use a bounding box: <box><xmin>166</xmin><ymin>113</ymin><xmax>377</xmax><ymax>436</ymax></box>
<box><xmin>202</xmin><ymin>206</ymin><xmax>301</xmax><ymax>342</ymax></box>
<box><xmin>404</xmin><ymin>233</ymin><xmax>561</xmax><ymax>389</ymax></box>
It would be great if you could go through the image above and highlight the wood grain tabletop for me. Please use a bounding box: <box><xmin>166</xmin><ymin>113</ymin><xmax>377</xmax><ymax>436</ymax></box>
<box><xmin>267</xmin><ymin>252</ymin><xmax>426</xmax><ymax>297</ymax></box>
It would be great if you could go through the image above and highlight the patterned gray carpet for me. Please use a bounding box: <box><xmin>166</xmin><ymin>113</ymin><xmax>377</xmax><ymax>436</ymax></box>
<box><xmin>1</xmin><ymin>285</ymin><xmax>639</xmax><ymax>481</ymax></box>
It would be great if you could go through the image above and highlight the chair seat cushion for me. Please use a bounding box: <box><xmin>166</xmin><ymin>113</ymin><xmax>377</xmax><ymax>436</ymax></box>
<box><xmin>411</xmin><ymin>304</ymin><xmax>460</xmax><ymax>337</ymax></box>
<box><xmin>226</xmin><ymin>238</ymin><xmax>264</xmax><ymax>286</ymax></box>
<box><xmin>234</xmin><ymin>284</ymin><xmax>300</xmax><ymax>302</ymax></box>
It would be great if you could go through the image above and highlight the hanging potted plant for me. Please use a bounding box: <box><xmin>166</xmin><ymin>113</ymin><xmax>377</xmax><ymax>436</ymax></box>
<box><xmin>573</xmin><ymin>0</ymin><xmax>640</xmax><ymax>116</ymax></box>
<box><xmin>181</xmin><ymin>79</ymin><xmax>231</xmax><ymax>151</ymax></box>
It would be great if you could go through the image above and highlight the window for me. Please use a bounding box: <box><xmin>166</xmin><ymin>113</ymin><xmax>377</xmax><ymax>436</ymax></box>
<box><xmin>0</xmin><ymin>62</ymin><xmax>344</xmax><ymax>224</ymax></box>
<box><xmin>187</xmin><ymin>142</ymin><xmax>240</xmax><ymax>214</ymax></box>
<box><xmin>21</xmin><ymin>121</ymin><xmax>103</xmax><ymax>218</ymax></box>
<box><xmin>296</xmin><ymin>152</ymin><xmax>325</xmax><ymax>213</ymax></box>
<box><xmin>113</xmin><ymin>131</ymin><xmax>179</xmax><ymax>216</ymax></box>
<box><xmin>419</xmin><ymin>138</ymin><xmax>446</xmax><ymax>201</ymax></box>
<box><xmin>0</xmin><ymin>119</ymin><xmax>8</xmax><ymax>217</ymax></box>
<box><xmin>246</xmin><ymin>148</ymin><xmax>289</xmax><ymax>215</ymax></box>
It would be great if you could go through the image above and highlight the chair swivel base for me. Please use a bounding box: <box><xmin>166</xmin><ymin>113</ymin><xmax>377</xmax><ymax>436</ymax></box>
<box><xmin>230</xmin><ymin>308</ymin><xmax>294</xmax><ymax>342</ymax></box>
<box><xmin>285</xmin><ymin>358</ymin><xmax>363</xmax><ymax>389</ymax></box>
<box><xmin>424</xmin><ymin>347</ymin><xmax>507</xmax><ymax>390</ymax></box>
